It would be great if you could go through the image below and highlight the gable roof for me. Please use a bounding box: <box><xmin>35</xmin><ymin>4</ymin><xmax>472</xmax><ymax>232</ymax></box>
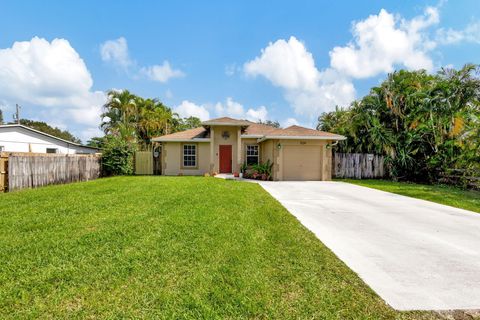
<box><xmin>152</xmin><ymin>118</ymin><xmax>345</xmax><ymax>142</ymax></box>
<box><xmin>0</xmin><ymin>124</ymin><xmax>100</xmax><ymax>150</ymax></box>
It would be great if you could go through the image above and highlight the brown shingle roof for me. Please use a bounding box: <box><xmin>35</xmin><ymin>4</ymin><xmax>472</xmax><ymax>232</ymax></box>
<box><xmin>151</xmin><ymin>127</ymin><xmax>209</xmax><ymax>141</ymax></box>
<box><xmin>152</xmin><ymin>119</ymin><xmax>345</xmax><ymax>141</ymax></box>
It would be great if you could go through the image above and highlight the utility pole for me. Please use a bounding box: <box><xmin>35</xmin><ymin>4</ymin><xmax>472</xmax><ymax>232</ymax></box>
<box><xmin>14</xmin><ymin>104</ymin><xmax>21</xmax><ymax>124</ymax></box>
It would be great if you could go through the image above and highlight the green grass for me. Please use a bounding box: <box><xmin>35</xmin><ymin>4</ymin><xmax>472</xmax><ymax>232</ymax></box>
<box><xmin>0</xmin><ymin>177</ymin><xmax>438</xmax><ymax>319</ymax></box>
<box><xmin>341</xmin><ymin>179</ymin><xmax>480</xmax><ymax>213</ymax></box>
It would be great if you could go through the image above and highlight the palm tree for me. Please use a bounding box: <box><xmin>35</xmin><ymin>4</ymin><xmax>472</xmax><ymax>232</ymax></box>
<box><xmin>137</xmin><ymin>99</ymin><xmax>174</xmax><ymax>148</ymax></box>
<box><xmin>316</xmin><ymin>64</ymin><xmax>480</xmax><ymax>183</ymax></box>
<box><xmin>101</xmin><ymin>90</ymin><xmax>138</xmax><ymax>141</ymax></box>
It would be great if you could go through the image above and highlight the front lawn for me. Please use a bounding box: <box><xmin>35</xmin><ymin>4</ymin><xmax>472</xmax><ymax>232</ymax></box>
<box><xmin>341</xmin><ymin>179</ymin><xmax>480</xmax><ymax>213</ymax></box>
<box><xmin>0</xmin><ymin>177</ymin><xmax>437</xmax><ymax>319</ymax></box>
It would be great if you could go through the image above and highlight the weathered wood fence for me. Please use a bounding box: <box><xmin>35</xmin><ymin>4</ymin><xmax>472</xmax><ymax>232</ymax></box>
<box><xmin>333</xmin><ymin>153</ymin><xmax>385</xmax><ymax>179</ymax></box>
<box><xmin>134</xmin><ymin>151</ymin><xmax>153</xmax><ymax>175</ymax></box>
<box><xmin>439</xmin><ymin>168</ymin><xmax>480</xmax><ymax>190</ymax></box>
<box><xmin>1</xmin><ymin>152</ymin><xmax>101</xmax><ymax>192</ymax></box>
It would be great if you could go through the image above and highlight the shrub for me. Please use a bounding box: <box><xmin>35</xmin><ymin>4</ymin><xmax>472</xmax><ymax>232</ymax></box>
<box><xmin>101</xmin><ymin>135</ymin><xmax>136</xmax><ymax>176</ymax></box>
<box><xmin>247</xmin><ymin>160</ymin><xmax>273</xmax><ymax>181</ymax></box>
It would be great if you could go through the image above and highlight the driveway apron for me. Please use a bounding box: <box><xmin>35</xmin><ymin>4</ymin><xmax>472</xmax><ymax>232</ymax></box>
<box><xmin>259</xmin><ymin>181</ymin><xmax>480</xmax><ymax>310</ymax></box>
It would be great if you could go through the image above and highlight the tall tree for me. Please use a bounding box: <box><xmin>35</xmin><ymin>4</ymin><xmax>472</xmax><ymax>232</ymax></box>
<box><xmin>101</xmin><ymin>89</ymin><xmax>194</xmax><ymax>149</ymax></box>
<box><xmin>101</xmin><ymin>89</ymin><xmax>138</xmax><ymax>142</ymax></box>
<box><xmin>18</xmin><ymin>119</ymin><xmax>81</xmax><ymax>143</ymax></box>
<box><xmin>317</xmin><ymin>65</ymin><xmax>480</xmax><ymax>182</ymax></box>
<box><xmin>86</xmin><ymin>137</ymin><xmax>106</xmax><ymax>149</ymax></box>
<box><xmin>258</xmin><ymin>120</ymin><xmax>280</xmax><ymax>128</ymax></box>
<box><xmin>173</xmin><ymin>116</ymin><xmax>202</xmax><ymax>131</ymax></box>
<box><xmin>137</xmin><ymin>98</ymin><xmax>175</xmax><ymax>148</ymax></box>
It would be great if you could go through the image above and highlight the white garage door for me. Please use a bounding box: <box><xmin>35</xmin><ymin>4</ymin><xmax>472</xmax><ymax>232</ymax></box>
<box><xmin>283</xmin><ymin>145</ymin><xmax>322</xmax><ymax>181</ymax></box>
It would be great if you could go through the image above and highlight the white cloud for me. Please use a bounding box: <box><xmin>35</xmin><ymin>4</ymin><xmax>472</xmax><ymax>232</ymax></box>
<box><xmin>215</xmin><ymin>97</ymin><xmax>269</xmax><ymax>122</ymax></box>
<box><xmin>245</xmin><ymin>106</ymin><xmax>268</xmax><ymax>122</ymax></box>
<box><xmin>141</xmin><ymin>61</ymin><xmax>185</xmax><ymax>83</ymax></box>
<box><xmin>215</xmin><ymin>97</ymin><xmax>245</xmax><ymax>118</ymax></box>
<box><xmin>0</xmin><ymin>37</ymin><xmax>93</xmax><ymax>102</ymax></box>
<box><xmin>244</xmin><ymin>36</ymin><xmax>355</xmax><ymax>118</ymax></box>
<box><xmin>0</xmin><ymin>100</ymin><xmax>13</xmax><ymax>115</ymax></box>
<box><xmin>436</xmin><ymin>21</ymin><xmax>480</xmax><ymax>45</ymax></box>
<box><xmin>174</xmin><ymin>100</ymin><xmax>210</xmax><ymax>121</ymax></box>
<box><xmin>79</xmin><ymin>127</ymin><xmax>104</xmax><ymax>142</ymax></box>
<box><xmin>242</xmin><ymin>5</ymin><xmax>451</xmax><ymax>120</ymax></box>
<box><xmin>329</xmin><ymin>7</ymin><xmax>439</xmax><ymax>78</ymax></box>
<box><xmin>68</xmin><ymin>93</ymin><xmax>107</xmax><ymax>126</ymax></box>
<box><xmin>281</xmin><ymin>117</ymin><xmax>313</xmax><ymax>129</ymax></box>
<box><xmin>244</xmin><ymin>37</ymin><xmax>319</xmax><ymax>91</ymax></box>
<box><xmin>286</xmin><ymin>69</ymin><xmax>355</xmax><ymax>117</ymax></box>
<box><xmin>174</xmin><ymin>97</ymin><xmax>269</xmax><ymax>123</ymax></box>
<box><xmin>0</xmin><ymin>37</ymin><xmax>106</xmax><ymax>139</ymax></box>
<box><xmin>100</xmin><ymin>37</ymin><xmax>133</xmax><ymax>69</ymax></box>
<box><xmin>282</xmin><ymin>118</ymin><xmax>299</xmax><ymax>127</ymax></box>
<box><xmin>101</xmin><ymin>37</ymin><xmax>185</xmax><ymax>83</ymax></box>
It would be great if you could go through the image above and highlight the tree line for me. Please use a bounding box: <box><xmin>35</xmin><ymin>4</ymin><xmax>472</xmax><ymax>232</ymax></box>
<box><xmin>318</xmin><ymin>64</ymin><xmax>480</xmax><ymax>184</ymax></box>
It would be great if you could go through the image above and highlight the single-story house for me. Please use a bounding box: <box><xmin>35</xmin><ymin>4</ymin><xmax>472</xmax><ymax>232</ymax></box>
<box><xmin>152</xmin><ymin>117</ymin><xmax>345</xmax><ymax>181</ymax></box>
<box><xmin>0</xmin><ymin>124</ymin><xmax>99</xmax><ymax>154</ymax></box>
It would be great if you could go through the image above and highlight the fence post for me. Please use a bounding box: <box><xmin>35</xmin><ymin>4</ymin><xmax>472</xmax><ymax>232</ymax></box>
<box><xmin>0</xmin><ymin>154</ymin><xmax>7</xmax><ymax>192</ymax></box>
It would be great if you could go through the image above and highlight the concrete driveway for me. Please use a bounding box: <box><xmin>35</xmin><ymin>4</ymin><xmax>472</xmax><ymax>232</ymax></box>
<box><xmin>259</xmin><ymin>181</ymin><xmax>480</xmax><ymax>311</ymax></box>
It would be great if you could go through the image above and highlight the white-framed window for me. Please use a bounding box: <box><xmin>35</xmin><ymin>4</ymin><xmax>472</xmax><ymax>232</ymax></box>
<box><xmin>46</xmin><ymin>148</ymin><xmax>58</xmax><ymax>154</ymax></box>
<box><xmin>183</xmin><ymin>144</ymin><xmax>197</xmax><ymax>167</ymax></box>
<box><xmin>0</xmin><ymin>146</ymin><xmax>4</xmax><ymax>152</ymax></box>
<box><xmin>246</xmin><ymin>145</ymin><xmax>259</xmax><ymax>165</ymax></box>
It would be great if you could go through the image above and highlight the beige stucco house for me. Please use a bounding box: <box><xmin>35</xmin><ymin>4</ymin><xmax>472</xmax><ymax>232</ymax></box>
<box><xmin>152</xmin><ymin>117</ymin><xmax>346</xmax><ymax>181</ymax></box>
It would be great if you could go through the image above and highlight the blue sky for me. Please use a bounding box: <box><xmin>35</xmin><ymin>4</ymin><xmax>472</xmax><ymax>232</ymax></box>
<box><xmin>1</xmin><ymin>0</ymin><xmax>479</xmax><ymax>142</ymax></box>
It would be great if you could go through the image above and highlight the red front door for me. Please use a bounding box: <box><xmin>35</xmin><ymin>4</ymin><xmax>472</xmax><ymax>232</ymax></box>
<box><xmin>219</xmin><ymin>145</ymin><xmax>232</xmax><ymax>173</ymax></box>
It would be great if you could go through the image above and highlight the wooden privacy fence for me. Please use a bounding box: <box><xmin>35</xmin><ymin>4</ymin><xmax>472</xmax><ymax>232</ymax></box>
<box><xmin>333</xmin><ymin>153</ymin><xmax>385</xmax><ymax>179</ymax></box>
<box><xmin>1</xmin><ymin>152</ymin><xmax>101</xmax><ymax>192</ymax></box>
<box><xmin>134</xmin><ymin>151</ymin><xmax>153</xmax><ymax>175</ymax></box>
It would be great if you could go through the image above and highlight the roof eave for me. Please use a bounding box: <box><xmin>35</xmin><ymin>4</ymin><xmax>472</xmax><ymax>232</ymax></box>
<box><xmin>240</xmin><ymin>134</ymin><xmax>264</xmax><ymax>139</ymax></box>
<box><xmin>257</xmin><ymin>135</ymin><xmax>346</xmax><ymax>143</ymax></box>
<box><xmin>151</xmin><ymin>138</ymin><xmax>211</xmax><ymax>142</ymax></box>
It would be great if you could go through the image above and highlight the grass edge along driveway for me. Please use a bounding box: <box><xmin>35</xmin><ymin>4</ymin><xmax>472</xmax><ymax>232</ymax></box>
<box><xmin>340</xmin><ymin>179</ymin><xmax>479</xmax><ymax>214</ymax></box>
<box><xmin>0</xmin><ymin>176</ymin><xmax>440</xmax><ymax>319</ymax></box>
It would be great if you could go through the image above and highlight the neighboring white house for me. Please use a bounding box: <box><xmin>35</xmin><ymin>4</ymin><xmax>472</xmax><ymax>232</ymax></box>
<box><xmin>0</xmin><ymin>124</ymin><xmax>99</xmax><ymax>154</ymax></box>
